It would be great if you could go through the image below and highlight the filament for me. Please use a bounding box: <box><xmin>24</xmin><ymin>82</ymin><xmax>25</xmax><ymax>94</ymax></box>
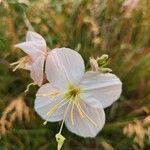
<box><xmin>36</xmin><ymin>91</ymin><xmax>60</xmax><ymax>98</ymax></box>
<box><xmin>25</xmin><ymin>82</ymin><xmax>36</xmax><ymax>93</ymax></box>
<box><xmin>59</xmin><ymin>97</ymin><xmax>73</xmax><ymax>134</ymax></box>
<box><xmin>10</xmin><ymin>58</ymin><xmax>26</xmax><ymax>71</ymax></box>
<box><xmin>70</xmin><ymin>102</ymin><xmax>75</xmax><ymax>125</ymax></box>
<box><xmin>43</xmin><ymin>96</ymin><xmax>70</xmax><ymax>125</ymax></box>
<box><xmin>36</xmin><ymin>88</ymin><xmax>76</xmax><ymax>98</ymax></box>
<box><xmin>74</xmin><ymin>97</ymin><xmax>84</xmax><ymax>118</ymax></box>
<box><xmin>77</xmin><ymin>101</ymin><xmax>97</xmax><ymax>126</ymax></box>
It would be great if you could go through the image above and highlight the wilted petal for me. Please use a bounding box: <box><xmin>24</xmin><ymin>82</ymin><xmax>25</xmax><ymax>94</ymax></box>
<box><xmin>30</xmin><ymin>56</ymin><xmax>45</xmax><ymax>86</ymax></box>
<box><xmin>34</xmin><ymin>83</ymin><xmax>66</xmax><ymax>122</ymax></box>
<box><xmin>46</xmin><ymin>48</ymin><xmax>85</xmax><ymax>89</ymax></box>
<box><xmin>80</xmin><ymin>72</ymin><xmax>122</xmax><ymax>108</ymax></box>
<box><xmin>65</xmin><ymin>102</ymin><xmax>105</xmax><ymax>137</ymax></box>
<box><xmin>26</xmin><ymin>31</ymin><xmax>47</xmax><ymax>53</ymax></box>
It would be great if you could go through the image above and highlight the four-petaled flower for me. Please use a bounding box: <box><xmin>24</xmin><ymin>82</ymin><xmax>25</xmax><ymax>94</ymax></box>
<box><xmin>35</xmin><ymin>48</ymin><xmax>122</xmax><ymax>137</ymax></box>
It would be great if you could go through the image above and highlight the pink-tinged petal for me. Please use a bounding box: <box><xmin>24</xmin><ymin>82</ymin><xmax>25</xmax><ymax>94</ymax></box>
<box><xmin>30</xmin><ymin>56</ymin><xmax>45</xmax><ymax>86</ymax></box>
<box><xmin>26</xmin><ymin>31</ymin><xmax>47</xmax><ymax>53</ymax></box>
<box><xmin>22</xmin><ymin>62</ymin><xmax>32</xmax><ymax>70</ymax></box>
<box><xmin>65</xmin><ymin>101</ymin><xmax>105</xmax><ymax>137</ymax></box>
<box><xmin>80</xmin><ymin>72</ymin><xmax>122</xmax><ymax>108</ymax></box>
<box><xmin>20</xmin><ymin>56</ymin><xmax>33</xmax><ymax>70</ymax></box>
<box><xmin>15</xmin><ymin>42</ymin><xmax>43</xmax><ymax>60</ymax></box>
<box><xmin>22</xmin><ymin>64</ymin><xmax>31</xmax><ymax>70</ymax></box>
<box><xmin>45</xmin><ymin>48</ymin><xmax>85</xmax><ymax>89</ymax></box>
<box><xmin>26</xmin><ymin>31</ymin><xmax>45</xmax><ymax>42</ymax></box>
<box><xmin>34</xmin><ymin>83</ymin><xmax>66</xmax><ymax>122</ymax></box>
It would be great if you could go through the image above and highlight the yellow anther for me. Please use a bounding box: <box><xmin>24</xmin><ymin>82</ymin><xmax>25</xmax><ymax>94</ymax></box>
<box><xmin>43</xmin><ymin>120</ymin><xmax>48</xmax><ymax>125</ymax></box>
<box><xmin>55</xmin><ymin>100</ymin><xmax>72</xmax><ymax>150</ymax></box>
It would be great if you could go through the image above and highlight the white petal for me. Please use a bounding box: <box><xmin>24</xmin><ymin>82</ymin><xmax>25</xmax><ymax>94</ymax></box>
<box><xmin>80</xmin><ymin>72</ymin><xmax>122</xmax><ymax>108</ymax></box>
<box><xmin>15</xmin><ymin>42</ymin><xmax>44</xmax><ymax>60</ymax></box>
<box><xmin>34</xmin><ymin>83</ymin><xmax>66</xmax><ymax>122</ymax></box>
<box><xmin>26</xmin><ymin>31</ymin><xmax>47</xmax><ymax>53</ymax></box>
<box><xmin>65</xmin><ymin>101</ymin><xmax>105</xmax><ymax>137</ymax></box>
<box><xmin>80</xmin><ymin>96</ymin><xmax>102</xmax><ymax>108</ymax></box>
<box><xmin>45</xmin><ymin>48</ymin><xmax>85</xmax><ymax>89</ymax></box>
<box><xmin>30</xmin><ymin>56</ymin><xmax>45</xmax><ymax>86</ymax></box>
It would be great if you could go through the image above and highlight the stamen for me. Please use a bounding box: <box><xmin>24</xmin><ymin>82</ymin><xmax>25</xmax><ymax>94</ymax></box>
<box><xmin>76</xmin><ymin>100</ymin><xmax>97</xmax><ymax>127</ymax></box>
<box><xmin>74</xmin><ymin>96</ymin><xmax>84</xmax><ymax>118</ymax></box>
<box><xmin>58</xmin><ymin>97</ymin><xmax>73</xmax><ymax>134</ymax></box>
<box><xmin>75</xmin><ymin>102</ymin><xmax>84</xmax><ymax>118</ymax></box>
<box><xmin>10</xmin><ymin>60</ymin><xmax>20</xmax><ymax>65</ymax></box>
<box><xmin>55</xmin><ymin>133</ymin><xmax>65</xmax><ymax>150</ymax></box>
<box><xmin>55</xmin><ymin>97</ymin><xmax>73</xmax><ymax>150</ymax></box>
<box><xmin>12</xmin><ymin>63</ymin><xmax>22</xmax><ymax>72</ymax></box>
<box><xmin>25</xmin><ymin>82</ymin><xmax>37</xmax><ymax>93</ymax></box>
<box><xmin>43</xmin><ymin>120</ymin><xmax>48</xmax><ymax>125</ymax></box>
<box><xmin>10</xmin><ymin>58</ymin><xmax>26</xmax><ymax>72</ymax></box>
<box><xmin>70</xmin><ymin>102</ymin><xmax>75</xmax><ymax>125</ymax></box>
<box><xmin>10</xmin><ymin>56</ymin><xmax>32</xmax><ymax>71</ymax></box>
<box><xmin>36</xmin><ymin>91</ymin><xmax>60</xmax><ymax>98</ymax></box>
<box><xmin>47</xmin><ymin>99</ymin><xmax>65</xmax><ymax>116</ymax></box>
<box><xmin>36</xmin><ymin>88</ymin><xmax>77</xmax><ymax>98</ymax></box>
<box><xmin>43</xmin><ymin>96</ymin><xmax>70</xmax><ymax>125</ymax></box>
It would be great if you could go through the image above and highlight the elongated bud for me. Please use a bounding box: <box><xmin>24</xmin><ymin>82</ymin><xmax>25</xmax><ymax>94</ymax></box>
<box><xmin>89</xmin><ymin>57</ymin><xmax>99</xmax><ymax>72</ymax></box>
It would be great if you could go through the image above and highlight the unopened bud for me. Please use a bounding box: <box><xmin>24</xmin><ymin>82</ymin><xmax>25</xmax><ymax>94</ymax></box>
<box><xmin>89</xmin><ymin>57</ymin><xmax>99</xmax><ymax>72</ymax></box>
<box><xmin>97</xmin><ymin>54</ymin><xmax>109</xmax><ymax>67</ymax></box>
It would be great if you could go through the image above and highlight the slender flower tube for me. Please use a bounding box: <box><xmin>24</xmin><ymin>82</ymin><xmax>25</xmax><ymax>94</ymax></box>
<box><xmin>11</xmin><ymin>31</ymin><xmax>48</xmax><ymax>86</ymax></box>
<box><xmin>34</xmin><ymin>48</ymin><xmax>122</xmax><ymax>138</ymax></box>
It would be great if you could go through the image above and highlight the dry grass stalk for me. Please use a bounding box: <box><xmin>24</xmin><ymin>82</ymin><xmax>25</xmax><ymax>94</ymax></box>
<box><xmin>123</xmin><ymin>108</ymin><xmax>150</xmax><ymax>150</ymax></box>
<box><xmin>101</xmin><ymin>141</ymin><xmax>114</xmax><ymax>150</ymax></box>
<box><xmin>122</xmin><ymin>0</ymin><xmax>140</xmax><ymax>18</ymax></box>
<box><xmin>83</xmin><ymin>16</ymin><xmax>101</xmax><ymax>47</ymax></box>
<box><xmin>0</xmin><ymin>97</ymin><xmax>30</xmax><ymax>135</ymax></box>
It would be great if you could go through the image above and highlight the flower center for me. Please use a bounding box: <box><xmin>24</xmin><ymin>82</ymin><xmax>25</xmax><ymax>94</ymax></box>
<box><xmin>65</xmin><ymin>84</ymin><xmax>81</xmax><ymax>100</ymax></box>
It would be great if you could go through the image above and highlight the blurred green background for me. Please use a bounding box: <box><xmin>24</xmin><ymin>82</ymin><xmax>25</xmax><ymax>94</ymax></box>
<box><xmin>0</xmin><ymin>0</ymin><xmax>150</xmax><ymax>149</ymax></box>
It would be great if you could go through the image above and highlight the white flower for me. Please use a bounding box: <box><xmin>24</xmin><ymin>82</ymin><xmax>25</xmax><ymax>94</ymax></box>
<box><xmin>34</xmin><ymin>48</ymin><xmax>122</xmax><ymax>138</ymax></box>
<box><xmin>11</xmin><ymin>31</ymin><xmax>48</xmax><ymax>86</ymax></box>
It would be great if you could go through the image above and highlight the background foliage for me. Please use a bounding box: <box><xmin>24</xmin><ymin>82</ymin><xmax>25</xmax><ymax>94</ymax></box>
<box><xmin>0</xmin><ymin>0</ymin><xmax>149</xmax><ymax>149</ymax></box>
